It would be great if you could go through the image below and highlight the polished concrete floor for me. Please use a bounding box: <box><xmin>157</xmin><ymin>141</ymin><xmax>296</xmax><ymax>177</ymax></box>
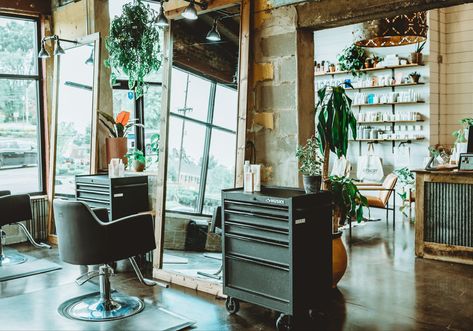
<box><xmin>1</xmin><ymin>211</ymin><xmax>473</xmax><ymax>330</ymax></box>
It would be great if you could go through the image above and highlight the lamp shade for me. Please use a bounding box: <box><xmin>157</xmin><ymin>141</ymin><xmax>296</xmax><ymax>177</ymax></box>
<box><xmin>355</xmin><ymin>12</ymin><xmax>428</xmax><ymax>47</ymax></box>
<box><xmin>206</xmin><ymin>22</ymin><xmax>221</xmax><ymax>42</ymax></box>
<box><xmin>182</xmin><ymin>1</ymin><xmax>198</xmax><ymax>20</ymax></box>
<box><xmin>38</xmin><ymin>43</ymin><xmax>50</xmax><ymax>59</ymax></box>
<box><xmin>54</xmin><ymin>40</ymin><xmax>66</xmax><ymax>56</ymax></box>
<box><xmin>155</xmin><ymin>5</ymin><xmax>169</xmax><ymax>27</ymax></box>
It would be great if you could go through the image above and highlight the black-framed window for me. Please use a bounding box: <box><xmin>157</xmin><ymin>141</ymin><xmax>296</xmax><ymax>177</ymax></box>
<box><xmin>0</xmin><ymin>14</ymin><xmax>45</xmax><ymax>195</ymax></box>
<box><xmin>166</xmin><ymin>67</ymin><xmax>238</xmax><ymax>216</ymax></box>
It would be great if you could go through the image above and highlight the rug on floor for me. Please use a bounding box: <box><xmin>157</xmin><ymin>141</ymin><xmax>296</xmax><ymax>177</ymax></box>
<box><xmin>0</xmin><ymin>250</ymin><xmax>62</xmax><ymax>282</ymax></box>
<box><xmin>0</xmin><ymin>282</ymin><xmax>195</xmax><ymax>331</ymax></box>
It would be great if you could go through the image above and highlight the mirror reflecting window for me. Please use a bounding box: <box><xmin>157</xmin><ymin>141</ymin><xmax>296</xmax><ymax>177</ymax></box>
<box><xmin>54</xmin><ymin>43</ymin><xmax>95</xmax><ymax>196</ymax></box>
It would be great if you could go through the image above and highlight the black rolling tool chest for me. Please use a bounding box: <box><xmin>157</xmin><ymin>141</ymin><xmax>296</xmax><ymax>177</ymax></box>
<box><xmin>222</xmin><ymin>187</ymin><xmax>333</xmax><ymax>330</ymax></box>
<box><xmin>75</xmin><ymin>174</ymin><xmax>149</xmax><ymax>220</ymax></box>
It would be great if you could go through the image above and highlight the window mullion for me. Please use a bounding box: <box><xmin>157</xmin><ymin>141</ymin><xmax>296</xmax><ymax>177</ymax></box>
<box><xmin>196</xmin><ymin>82</ymin><xmax>217</xmax><ymax>214</ymax></box>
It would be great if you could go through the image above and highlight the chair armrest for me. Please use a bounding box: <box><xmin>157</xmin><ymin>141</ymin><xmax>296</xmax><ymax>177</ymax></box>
<box><xmin>104</xmin><ymin>213</ymin><xmax>156</xmax><ymax>260</ymax></box>
<box><xmin>92</xmin><ymin>208</ymin><xmax>109</xmax><ymax>223</ymax></box>
<box><xmin>357</xmin><ymin>187</ymin><xmax>395</xmax><ymax>191</ymax></box>
<box><xmin>355</xmin><ymin>182</ymin><xmax>383</xmax><ymax>187</ymax></box>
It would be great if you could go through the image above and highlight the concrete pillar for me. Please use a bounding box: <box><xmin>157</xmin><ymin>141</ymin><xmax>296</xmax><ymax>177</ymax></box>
<box><xmin>248</xmin><ymin>3</ymin><xmax>314</xmax><ymax>187</ymax></box>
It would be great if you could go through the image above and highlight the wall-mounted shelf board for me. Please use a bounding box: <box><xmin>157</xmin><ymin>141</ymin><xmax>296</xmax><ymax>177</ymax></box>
<box><xmin>314</xmin><ymin>63</ymin><xmax>425</xmax><ymax>77</ymax></box>
<box><xmin>350</xmin><ymin>137</ymin><xmax>425</xmax><ymax>142</ymax></box>
<box><xmin>357</xmin><ymin>119</ymin><xmax>424</xmax><ymax>125</ymax></box>
<box><xmin>353</xmin><ymin>101</ymin><xmax>425</xmax><ymax>107</ymax></box>
<box><xmin>347</xmin><ymin>82</ymin><xmax>425</xmax><ymax>90</ymax></box>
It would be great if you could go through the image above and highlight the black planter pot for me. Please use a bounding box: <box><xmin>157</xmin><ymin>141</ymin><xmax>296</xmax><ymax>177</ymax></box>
<box><xmin>302</xmin><ymin>175</ymin><xmax>322</xmax><ymax>194</ymax></box>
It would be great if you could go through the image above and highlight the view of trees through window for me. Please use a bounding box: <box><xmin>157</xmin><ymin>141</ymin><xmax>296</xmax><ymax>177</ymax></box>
<box><xmin>166</xmin><ymin>68</ymin><xmax>237</xmax><ymax>215</ymax></box>
<box><xmin>0</xmin><ymin>16</ymin><xmax>42</xmax><ymax>194</ymax></box>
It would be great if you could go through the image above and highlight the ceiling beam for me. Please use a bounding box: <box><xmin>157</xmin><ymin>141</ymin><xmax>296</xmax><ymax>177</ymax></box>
<box><xmin>296</xmin><ymin>0</ymin><xmax>473</xmax><ymax>30</ymax></box>
<box><xmin>164</xmin><ymin>0</ymin><xmax>240</xmax><ymax>19</ymax></box>
<box><xmin>0</xmin><ymin>0</ymin><xmax>51</xmax><ymax>15</ymax></box>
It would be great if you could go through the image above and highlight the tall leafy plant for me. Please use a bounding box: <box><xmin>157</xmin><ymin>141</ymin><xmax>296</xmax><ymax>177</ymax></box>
<box><xmin>316</xmin><ymin>85</ymin><xmax>367</xmax><ymax>232</ymax></box>
<box><xmin>105</xmin><ymin>0</ymin><xmax>162</xmax><ymax>99</ymax></box>
<box><xmin>316</xmin><ymin>85</ymin><xmax>357</xmax><ymax>184</ymax></box>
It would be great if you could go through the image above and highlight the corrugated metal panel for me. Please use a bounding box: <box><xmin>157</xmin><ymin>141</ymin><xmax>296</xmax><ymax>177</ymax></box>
<box><xmin>26</xmin><ymin>196</ymin><xmax>48</xmax><ymax>241</ymax></box>
<box><xmin>425</xmin><ymin>182</ymin><xmax>473</xmax><ymax>247</ymax></box>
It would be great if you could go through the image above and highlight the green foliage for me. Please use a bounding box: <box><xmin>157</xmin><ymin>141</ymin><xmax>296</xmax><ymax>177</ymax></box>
<box><xmin>105</xmin><ymin>0</ymin><xmax>162</xmax><ymax>99</ymax></box>
<box><xmin>296</xmin><ymin>136</ymin><xmax>322</xmax><ymax>176</ymax></box>
<box><xmin>336</xmin><ymin>44</ymin><xmax>367</xmax><ymax>77</ymax></box>
<box><xmin>393</xmin><ymin>167</ymin><xmax>415</xmax><ymax>186</ymax></box>
<box><xmin>146</xmin><ymin>133</ymin><xmax>160</xmax><ymax>165</ymax></box>
<box><xmin>415</xmin><ymin>41</ymin><xmax>426</xmax><ymax>53</ymax></box>
<box><xmin>452</xmin><ymin>118</ymin><xmax>473</xmax><ymax>143</ymax></box>
<box><xmin>126</xmin><ymin>149</ymin><xmax>146</xmax><ymax>164</ymax></box>
<box><xmin>98</xmin><ymin>111</ymin><xmax>144</xmax><ymax>138</ymax></box>
<box><xmin>329</xmin><ymin>176</ymin><xmax>368</xmax><ymax>223</ymax></box>
<box><xmin>316</xmin><ymin>85</ymin><xmax>357</xmax><ymax>159</ymax></box>
<box><xmin>409</xmin><ymin>71</ymin><xmax>420</xmax><ymax>77</ymax></box>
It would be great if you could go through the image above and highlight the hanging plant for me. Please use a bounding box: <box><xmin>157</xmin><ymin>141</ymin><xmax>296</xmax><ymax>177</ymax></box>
<box><xmin>337</xmin><ymin>44</ymin><xmax>367</xmax><ymax>77</ymax></box>
<box><xmin>105</xmin><ymin>0</ymin><xmax>161</xmax><ymax>99</ymax></box>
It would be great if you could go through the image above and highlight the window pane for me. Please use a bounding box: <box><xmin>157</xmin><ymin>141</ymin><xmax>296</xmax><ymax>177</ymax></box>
<box><xmin>170</xmin><ymin>68</ymin><xmax>210</xmax><ymax>122</ymax></box>
<box><xmin>144</xmin><ymin>85</ymin><xmax>161</xmax><ymax>166</ymax></box>
<box><xmin>0</xmin><ymin>16</ymin><xmax>38</xmax><ymax>76</ymax></box>
<box><xmin>0</xmin><ymin>79</ymin><xmax>41</xmax><ymax>193</ymax></box>
<box><xmin>203</xmin><ymin>130</ymin><xmax>236</xmax><ymax>215</ymax></box>
<box><xmin>166</xmin><ymin>117</ymin><xmax>206</xmax><ymax>213</ymax></box>
<box><xmin>112</xmin><ymin>89</ymin><xmax>136</xmax><ymax>151</ymax></box>
<box><xmin>213</xmin><ymin>85</ymin><xmax>238</xmax><ymax>131</ymax></box>
<box><xmin>55</xmin><ymin>44</ymin><xmax>94</xmax><ymax>196</ymax></box>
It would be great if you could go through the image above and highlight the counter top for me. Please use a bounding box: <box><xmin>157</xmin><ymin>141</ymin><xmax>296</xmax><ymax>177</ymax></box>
<box><xmin>413</xmin><ymin>169</ymin><xmax>473</xmax><ymax>175</ymax></box>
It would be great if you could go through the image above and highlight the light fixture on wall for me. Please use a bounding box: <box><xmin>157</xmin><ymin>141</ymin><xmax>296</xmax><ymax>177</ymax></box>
<box><xmin>355</xmin><ymin>11</ymin><xmax>428</xmax><ymax>47</ymax></box>
<box><xmin>155</xmin><ymin>0</ymin><xmax>169</xmax><ymax>27</ymax></box>
<box><xmin>85</xmin><ymin>49</ymin><xmax>94</xmax><ymax>65</ymax></box>
<box><xmin>38</xmin><ymin>35</ymin><xmax>78</xmax><ymax>58</ymax></box>
<box><xmin>206</xmin><ymin>19</ymin><xmax>221</xmax><ymax>41</ymax></box>
<box><xmin>181</xmin><ymin>0</ymin><xmax>208</xmax><ymax>20</ymax></box>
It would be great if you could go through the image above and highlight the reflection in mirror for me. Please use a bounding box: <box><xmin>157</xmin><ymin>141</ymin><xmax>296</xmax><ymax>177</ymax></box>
<box><xmin>54</xmin><ymin>43</ymin><xmax>95</xmax><ymax>196</ymax></box>
<box><xmin>161</xmin><ymin>7</ymin><xmax>240</xmax><ymax>284</ymax></box>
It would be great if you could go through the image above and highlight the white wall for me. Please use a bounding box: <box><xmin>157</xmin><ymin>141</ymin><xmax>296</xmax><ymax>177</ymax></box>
<box><xmin>314</xmin><ymin>18</ymin><xmax>434</xmax><ymax>178</ymax></box>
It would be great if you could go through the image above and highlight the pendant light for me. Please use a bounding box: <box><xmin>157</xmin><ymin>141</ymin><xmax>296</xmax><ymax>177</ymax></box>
<box><xmin>155</xmin><ymin>1</ymin><xmax>169</xmax><ymax>27</ymax></box>
<box><xmin>37</xmin><ymin>35</ymin><xmax>79</xmax><ymax>59</ymax></box>
<box><xmin>355</xmin><ymin>12</ymin><xmax>428</xmax><ymax>47</ymax></box>
<box><xmin>182</xmin><ymin>0</ymin><xmax>198</xmax><ymax>20</ymax></box>
<box><xmin>206</xmin><ymin>20</ymin><xmax>221</xmax><ymax>42</ymax></box>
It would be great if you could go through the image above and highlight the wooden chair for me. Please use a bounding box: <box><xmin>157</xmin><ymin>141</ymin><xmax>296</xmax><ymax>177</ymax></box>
<box><xmin>355</xmin><ymin>173</ymin><xmax>398</xmax><ymax>231</ymax></box>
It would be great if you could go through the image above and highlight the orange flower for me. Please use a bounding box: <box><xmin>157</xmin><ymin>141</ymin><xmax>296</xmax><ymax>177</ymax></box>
<box><xmin>116</xmin><ymin>111</ymin><xmax>130</xmax><ymax>126</ymax></box>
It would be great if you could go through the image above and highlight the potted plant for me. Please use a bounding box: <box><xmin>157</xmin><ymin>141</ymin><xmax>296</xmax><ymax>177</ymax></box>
<box><xmin>126</xmin><ymin>149</ymin><xmax>146</xmax><ymax>172</ymax></box>
<box><xmin>410</xmin><ymin>41</ymin><xmax>426</xmax><ymax>64</ymax></box>
<box><xmin>409</xmin><ymin>71</ymin><xmax>421</xmax><ymax>84</ymax></box>
<box><xmin>337</xmin><ymin>44</ymin><xmax>368</xmax><ymax>76</ymax></box>
<box><xmin>99</xmin><ymin>111</ymin><xmax>143</xmax><ymax>165</ymax></box>
<box><xmin>451</xmin><ymin>118</ymin><xmax>473</xmax><ymax>162</ymax></box>
<box><xmin>105</xmin><ymin>0</ymin><xmax>162</xmax><ymax>99</ymax></box>
<box><xmin>296</xmin><ymin>136</ymin><xmax>322</xmax><ymax>193</ymax></box>
<box><xmin>393</xmin><ymin>167</ymin><xmax>415</xmax><ymax>217</ymax></box>
<box><xmin>316</xmin><ymin>84</ymin><xmax>369</xmax><ymax>287</ymax></box>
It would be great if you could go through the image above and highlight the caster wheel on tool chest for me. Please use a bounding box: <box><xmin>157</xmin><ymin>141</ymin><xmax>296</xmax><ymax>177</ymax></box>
<box><xmin>276</xmin><ymin>313</ymin><xmax>293</xmax><ymax>331</ymax></box>
<box><xmin>225</xmin><ymin>297</ymin><xmax>240</xmax><ymax>314</ymax></box>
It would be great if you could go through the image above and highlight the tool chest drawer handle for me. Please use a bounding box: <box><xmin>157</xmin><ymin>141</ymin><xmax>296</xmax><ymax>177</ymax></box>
<box><xmin>226</xmin><ymin>209</ymin><xmax>288</xmax><ymax>222</ymax></box>
<box><xmin>226</xmin><ymin>254</ymin><xmax>289</xmax><ymax>271</ymax></box>
<box><xmin>225</xmin><ymin>221</ymin><xmax>288</xmax><ymax>235</ymax></box>
<box><xmin>77</xmin><ymin>197</ymin><xmax>110</xmax><ymax>204</ymax></box>
<box><xmin>225</xmin><ymin>200</ymin><xmax>288</xmax><ymax>211</ymax></box>
<box><xmin>225</xmin><ymin>233</ymin><xmax>289</xmax><ymax>248</ymax></box>
<box><xmin>113</xmin><ymin>183</ymin><xmax>147</xmax><ymax>189</ymax></box>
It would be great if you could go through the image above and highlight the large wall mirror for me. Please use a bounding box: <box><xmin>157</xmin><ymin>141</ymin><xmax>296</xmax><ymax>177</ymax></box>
<box><xmin>47</xmin><ymin>33</ymin><xmax>100</xmax><ymax>242</ymax></box>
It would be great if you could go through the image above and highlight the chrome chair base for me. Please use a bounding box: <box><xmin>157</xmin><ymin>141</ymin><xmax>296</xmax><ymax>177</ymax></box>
<box><xmin>0</xmin><ymin>252</ymin><xmax>27</xmax><ymax>266</ymax></box>
<box><xmin>59</xmin><ymin>292</ymin><xmax>144</xmax><ymax>321</ymax></box>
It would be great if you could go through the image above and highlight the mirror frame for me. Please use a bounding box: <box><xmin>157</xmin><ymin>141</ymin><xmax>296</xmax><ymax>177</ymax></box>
<box><xmin>47</xmin><ymin>33</ymin><xmax>101</xmax><ymax>244</ymax></box>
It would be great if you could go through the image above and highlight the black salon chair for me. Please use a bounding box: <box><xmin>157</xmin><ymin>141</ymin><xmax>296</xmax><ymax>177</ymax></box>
<box><xmin>53</xmin><ymin>199</ymin><xmax>168</xmax><ymax>322</ymax></box>
<box><xmin>197</xmin><ymin>206</ymin><xmax>222</xmax><ymax>280</ymax></box>
<box><xmin>0</xmin><ymin>191</ymin><xmax>51</xmax><ymax>266</ymax></box>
